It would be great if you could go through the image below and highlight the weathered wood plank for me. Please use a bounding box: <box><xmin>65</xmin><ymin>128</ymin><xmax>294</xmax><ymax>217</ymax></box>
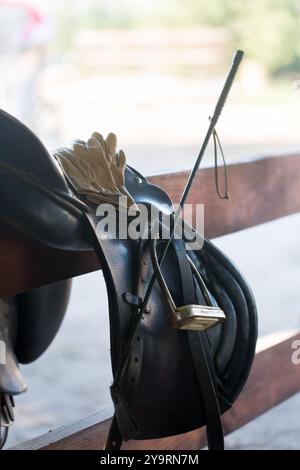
<box><xmin>1</xmin><ymin>154</ymin><xmax>300</xmax><ymax>296</ymax></box>
<box><xmin>149</xmin><ymin>153</ymin><xmax>300</xmax><ymax>239</ymax></box>
<box><xmin>10</xmin><ymin>331</ymin><xmax>300</xmax><ymax>450</ymax></box>
<box><xmin>0</xmin><ymin>226</ymin><xmax>100</xmax><ymax>297</ymax></box>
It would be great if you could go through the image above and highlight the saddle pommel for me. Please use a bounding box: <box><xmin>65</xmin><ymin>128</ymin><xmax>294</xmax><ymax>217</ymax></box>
<box><xmin>170</xmin><ymin>305</ymin><xmax>225</xmax><ymax>331</ymax></box>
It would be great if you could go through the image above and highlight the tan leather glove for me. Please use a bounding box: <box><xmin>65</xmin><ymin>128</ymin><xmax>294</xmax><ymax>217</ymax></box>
<box><xmin>54</xmin><ymin>137</ymin><xmax>127</xmax><ymax>209</ymax></box>
<box><xmin>92</xmin><ymin>131</ymin><xmax>136</xmax><ymax>209</ymax></box>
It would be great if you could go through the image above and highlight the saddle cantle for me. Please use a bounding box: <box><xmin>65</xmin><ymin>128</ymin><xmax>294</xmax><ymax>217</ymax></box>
<box><xmin>0</xmin><ymin>109</ymin><xmax>257</xmax><ymax>449</ymax></box>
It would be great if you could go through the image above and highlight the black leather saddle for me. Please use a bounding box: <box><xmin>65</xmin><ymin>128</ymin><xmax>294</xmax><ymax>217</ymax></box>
<box><xmin>0</xmin><ymin>109</ymin><xmax>257</xmax><ymax>449</ymax></box>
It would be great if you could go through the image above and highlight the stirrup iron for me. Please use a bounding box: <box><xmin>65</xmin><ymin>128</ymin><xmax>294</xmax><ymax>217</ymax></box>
<box><xmin>150</xmin><ymin>238</ymin><xmax>225</xmax><ymax>331</ymax></box>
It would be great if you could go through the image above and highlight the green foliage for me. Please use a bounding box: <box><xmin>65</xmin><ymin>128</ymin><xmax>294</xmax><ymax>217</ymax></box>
<box><xmin>54</xmin><ymin>0</ymin><xmax>300</xmax><ymax>75</ymax></box>
<box><xmin>225</xmin><ymin>0</ymin><xmax>300</xmax><ymax>73</ymax></box>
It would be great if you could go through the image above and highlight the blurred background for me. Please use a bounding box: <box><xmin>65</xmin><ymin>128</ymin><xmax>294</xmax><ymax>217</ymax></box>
<box><xmin>1</xmin><ymin>0</ymin><xmax>300</xmax><ymax>449</ymax></box>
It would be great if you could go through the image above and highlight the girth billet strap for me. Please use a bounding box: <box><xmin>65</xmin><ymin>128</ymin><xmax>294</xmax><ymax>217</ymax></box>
<box><xmin>172</xmin><ymin>239</ymin><xmax>224</xmax><ymax>450</ymax></box>
<box><xmin>105</xmin><ymin>414</ymin><xmax>123</xmax><ymax>450</ymax></box>
<box><xmin>187</xmin><ymin>331</ymin><xmax>224</xmax><ymax>449</ymax></box>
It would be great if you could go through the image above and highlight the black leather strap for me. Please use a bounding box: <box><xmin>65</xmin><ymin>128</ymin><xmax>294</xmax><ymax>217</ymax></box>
<box><xmin>109</xmin><ymin>382</ymin><xmax>138</xmax><ymax>440</ymax></box>
<box><xmin>173</xmin><ymin>240</ymin><xmax>224</xmax><ymax>450</ymax></box>
<box><xmin>105</xmin><ymin>414</ymin><xmax>123</xmax><ymax>450</ymax></box>
<box><xmin>187</xmin><ymin>332</ymin><xmax>224</xmax><ymax>449</ymax></box>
